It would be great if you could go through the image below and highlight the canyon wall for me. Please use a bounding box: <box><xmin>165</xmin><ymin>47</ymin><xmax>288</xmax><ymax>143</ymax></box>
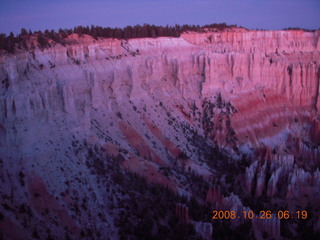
<box><xmin>0</xmin><ymin>29</ymin><xmax>319</xmax><ymax>239</ymax></box>
<box><xmin>1</xmin><ymin>30</ymin><xmax>319</xmax><ymax>148</ymax></box>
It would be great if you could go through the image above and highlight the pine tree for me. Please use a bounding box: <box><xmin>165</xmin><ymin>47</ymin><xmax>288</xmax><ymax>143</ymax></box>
<box><xmin>20</xmin><ymin>28</ymin><xmax>28</xmax><ymax>36</ymax></box>
<box><xmin>0</xmin><ymin>34</ymin><xmax>6</xmax><ymax>50</ymax></box>
<box><xmin>37</xmin><ymin>32</ymin><xmax>47</xmax><ymax>49</ymax></box>
<box><xmin>6</xmin><ymin>32</ymin><xmax>15</xmax><ymax>53</ymax></box>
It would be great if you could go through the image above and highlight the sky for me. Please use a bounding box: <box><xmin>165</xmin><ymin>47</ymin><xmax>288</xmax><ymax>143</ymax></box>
<box><xmin>0</xmin><ymin>0</ymin><xmax>319</xmax><ymax>35</ymax></box>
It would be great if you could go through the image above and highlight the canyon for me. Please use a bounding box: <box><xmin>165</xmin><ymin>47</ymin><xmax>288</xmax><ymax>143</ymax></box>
<box><xmin>0</xmin><ymin>28</ymin><xmax>320</xmax><ymax>239</ymax></box>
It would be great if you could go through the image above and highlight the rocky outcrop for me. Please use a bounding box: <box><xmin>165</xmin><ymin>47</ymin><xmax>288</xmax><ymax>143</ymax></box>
<box><xmin>206</xmin><ymin>186</ymin><xmax>223</xmax><ymax>208</ymax></box>
<box><xmin>252</xmin><ymin>214</ymin><xmax>281</xmax><ymax>240</ymax></box>
<box><xmin>245</xmin><ymin>150</ymin><xmax>294</xmax><ymax>197</ymax></box>
<box><xmin>175</xmin><ymin>203</ymin><xmax>189</xmax><ymax>224</ymax></box>
<box><xmin>182</xmin><ymin>30</ymin><xmax>320</xmax><ymax>53</ymax></box>
<box><xmin>192</xmin><ymin>221</ymin><xmax>213</xmax><ymax>240</ymax></box>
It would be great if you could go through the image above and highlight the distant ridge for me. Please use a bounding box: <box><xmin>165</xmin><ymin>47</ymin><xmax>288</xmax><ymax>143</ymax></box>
<box><xmin>0</xmin><ymin>23</ymin><xmax>240</xmax><ymax>53</ymax></box>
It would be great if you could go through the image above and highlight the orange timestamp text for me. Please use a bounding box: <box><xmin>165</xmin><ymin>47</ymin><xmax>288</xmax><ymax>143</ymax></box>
<box><xmin>212</xmin><ymin>210</ymin><xmax>308</xmax><ymax>220</ymax></box>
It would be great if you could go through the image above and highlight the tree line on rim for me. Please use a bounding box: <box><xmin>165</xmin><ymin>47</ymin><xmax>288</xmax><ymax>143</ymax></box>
<box><xmin>0</xmin><ymin>23</ymin><xmax>237</xmax><ymax>53</ymax></box>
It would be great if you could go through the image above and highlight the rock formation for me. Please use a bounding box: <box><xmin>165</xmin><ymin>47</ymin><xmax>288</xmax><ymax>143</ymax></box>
<box><xmin>192</xmin><ymin>221</ymin><xmax>213</xmax><ymax>240</ymax></box>
<box><xmin>175</xmin><ymin>203</ymin><xmax>189</xmax><ymax>224</ymax></box>
<box><xmin>0</xmin><ymin>28</ymin><xmax>319</xmax><ymax>239</ymax></box>
<box><xmin>252</xmin><ymin>214</ymin><xmax>281</xmax><ymax>240</ymax></box>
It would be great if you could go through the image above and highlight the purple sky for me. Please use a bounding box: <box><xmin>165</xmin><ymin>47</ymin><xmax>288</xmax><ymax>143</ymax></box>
<box><xmin>0</xmin><ymin>0</ymin><xmax>319</xmax><ymax>35</ymax></box>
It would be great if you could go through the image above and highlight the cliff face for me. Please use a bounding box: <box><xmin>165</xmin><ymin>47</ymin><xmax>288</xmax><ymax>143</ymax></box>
<box><xmin>1</xmin><ymin>30</ymin><xmax>319</xmax><ymax>144</ymax></box>
<box><xmin>0</xmin><ymin>30</ymin><xmax>320</xmax><ymax>239</ymax></box>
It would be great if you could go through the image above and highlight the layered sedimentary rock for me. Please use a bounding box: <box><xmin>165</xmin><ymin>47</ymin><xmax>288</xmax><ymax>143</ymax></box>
<box><xmin>1</xmin><ymin>30</ymin><xmax>319</xmax><ymax>148</ymax></box>
<box><xmin>0</xmin><ymin>28</ymin><xmax>320</xmax><ymax>239</ymax></box>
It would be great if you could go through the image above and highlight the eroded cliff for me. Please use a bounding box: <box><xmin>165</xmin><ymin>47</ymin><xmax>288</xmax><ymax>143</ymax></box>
<box><xmin>0</xmin><ymin>29</ymin><xmax>320</xmax><ymax>239</ymax></box>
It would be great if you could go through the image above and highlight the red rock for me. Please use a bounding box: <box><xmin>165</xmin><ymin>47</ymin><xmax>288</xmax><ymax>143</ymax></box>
<box><xmin>0</xmin><ymin>216</ymin><xmax>32</xmax><ymax>240</ymax></box>
<box><xmin>142</xmin><ymin>114</ymin><xmax>183</xmax><ymax>158</ymax></box>
<box><xmin>118</xmin><ymin>120</ymin><xmax>167</xmax><ymax>166</ymax></box>
<box><xmin>121</xmin><ymin>152</ymin><xmax>177</xmax><ymax>191</ymax></box>
<box><xmin>310</xmin><ymin>118</ymin><xmax>320</xmax><ymax>145</ymax></box>
<box><xmin>27</xmin><ymin>172</ymin><xmax>80</xmax><ymax>235</ymax></box>
<box><xmin>176</xmin><ymin>203</ymin><xmax>189</xmax><ymax>224</ymax></box>
<box><xmin>206</xmin><ymin>186</ymin><xmax>223</xmax><ymax>208</ymax></box>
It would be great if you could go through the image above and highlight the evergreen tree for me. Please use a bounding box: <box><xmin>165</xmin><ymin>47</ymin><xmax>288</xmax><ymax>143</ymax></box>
<box><xmin>0</xmin><ymin>23</ymin><xmax>242</xmax><ymax>52</ymax></box>
<box><xmin>0</xmin><ymin>34</ymin><xmax>6</xmax><ymax>50</ymax></box>
<box><xmin>6</xmin><ymin>32</ymin><xmax>15</xmax><ymax>53</ymax></box>
<box><xmin>20</xmin><ymin>28</ymin><xmax>28</xmax><ymax>36</ymax></box>
<box><xmin>37</xmin><ymin>32</ymin><xmax>48</xmax><ymax>49</ymax></box>
<box><xmin>90</xmin><ymin>25</ymin><xmax>98</xmax><ymax>39</ymax></box>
